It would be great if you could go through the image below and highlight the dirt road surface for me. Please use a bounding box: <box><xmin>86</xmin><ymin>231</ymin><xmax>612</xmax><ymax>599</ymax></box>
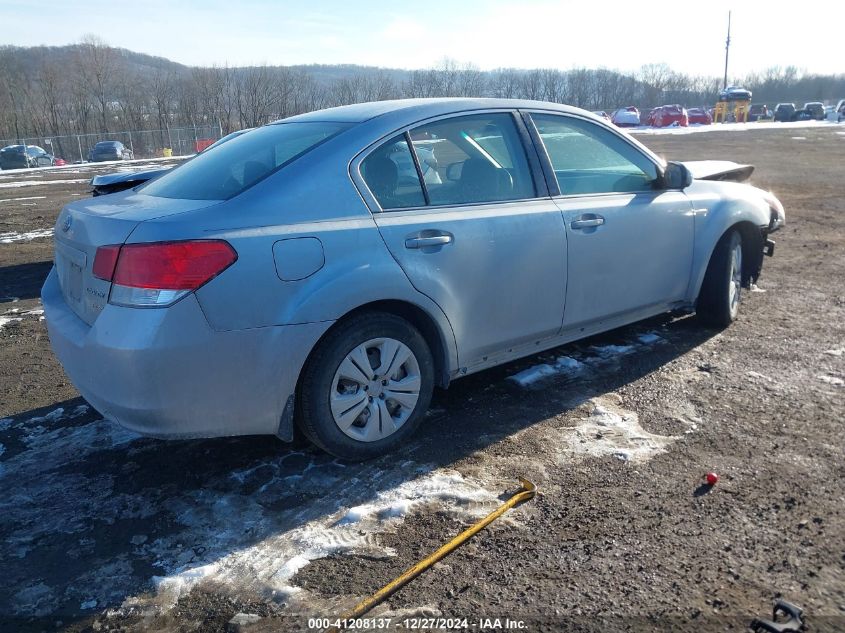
<box><xmin>0</xmin><ymin>127</ymin><xmax>843</xmax><ymax>632</ymax></box>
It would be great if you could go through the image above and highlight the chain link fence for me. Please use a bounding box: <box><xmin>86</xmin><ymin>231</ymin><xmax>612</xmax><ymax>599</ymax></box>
<box><xmin>0</xmin><ymin>125</ymin><xmax>224</xmax><ymax>163</ymax></box>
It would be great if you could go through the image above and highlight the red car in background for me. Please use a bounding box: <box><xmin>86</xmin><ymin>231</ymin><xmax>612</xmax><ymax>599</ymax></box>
<box><xmin>651</xmin><ymin>104</ymin><xmax>689</xmax><ymax>127</ymax></box>
<box><xmin>687</xmin><ymin>107</ymin><xmax>712</xmax><ymax>125</ymax></box>
<box><xmin>641</xmin><ymin>108</ymin><xmax>658</xmax><ymax>126</ymax></box>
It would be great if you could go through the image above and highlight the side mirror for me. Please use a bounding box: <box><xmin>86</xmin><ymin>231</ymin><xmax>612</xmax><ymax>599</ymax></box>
<box><xmin>663</xmin><ymin>161</ymin><xmax>693</xmax><ymax>189</ymax></box>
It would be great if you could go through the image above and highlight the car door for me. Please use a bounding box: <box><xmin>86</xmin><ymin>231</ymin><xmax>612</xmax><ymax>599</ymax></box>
<box><xmin>527</xmin><ymin>112</ymin><xmax>694</xmax><ymax>332</ymax></box>
<box><xmin>357</xmin><ymin>112</ymin><xmax>567</xmax><ymax>370</ymax></box>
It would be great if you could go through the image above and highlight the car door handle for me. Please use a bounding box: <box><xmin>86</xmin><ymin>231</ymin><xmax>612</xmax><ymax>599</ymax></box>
<box><xmin>570</xmin><ymin>215</ymin><xmax>605</xmax><ymax>230</ymax></box>
<box><xmin>404</xmin><ymin>234</ymin><xmax>453</xmax><ymax>249</ymax></box>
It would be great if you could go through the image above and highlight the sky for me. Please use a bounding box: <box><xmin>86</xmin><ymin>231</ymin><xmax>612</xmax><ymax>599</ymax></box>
<box><xmin>2</xmin><ymin>0</ymin><xmax>843</xmax><ymax>77</ymax></box>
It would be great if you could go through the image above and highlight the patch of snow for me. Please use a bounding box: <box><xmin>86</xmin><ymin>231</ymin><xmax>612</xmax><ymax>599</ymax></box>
<box><xmin>560</xmin><ymin>396</ymin><xmax>677</xmax><ymax>463</ymax></box>
<box><xmin>590</xmin><ymin>344</ymin><xmax>635</xmax><ymax>357</ymax></box>
<box><xmin>817</xmin><ymin>375</ymin><xmax>844</xmax><ymax>387</ymax></box>
<box><xmin>0</xmin><ymin>315</ymin><xmax>22</xmax><ymax>329</ymax></box>
<box><xmin>28</xmin><ymin>407</ymin><xmax>65</xmax><ymax>424</ymax></box>
<box><xmin>555</xmin><ymin>355</ymin><xmax>585</xmax><ymax>372</ymax></box>
<box><xmin>0</xmin><ymin>179</ymin><xmax>88</xmax><ymax>189</ymax></box>
<box><xmin>508</xmin><ymin>363</ymin><xmax>559</xmax><ymax>387</ymax></box>
<box><xmin>630</xmin><ymin>119</ymin><xmax>834</xmax><ymax>136</ymax></box>
<box><xmin>0</xmin><ymin>195</ymin><xmax>47</xmax><ymax>203</ymax></box>
<box><xmin>791</xmin><ymin>136</ymin><xmax>807</xmax><ymax>140</ymax></box>
<box><xmin>12</xmin><ymin>582</ymin><xmax>58</xmax><ymax>617</ymax></box>
<box><xmin>0</xmin><ymin>228</ymin><xmax>54</xmax><ymax>243</ymax></box>
<box><xmin>507</xmin><ymin>356</ymin><xmax>585</xmax><ymax>387</ymax></box>
<box><xmin>636</xmin><ymin>332</ymin><xmax>663</xmax><ymax>344</ymax></box>
<box><xmin>147</xmin><ymin>469</ymin><xmax>499</xmax><ymax>609</ymax></box>
<box><xmin>153</xmin><ymin>562</ymin><xmax>220</xmax><ymax>609</ymax></box>
<box><xmin>823</xmin><ymin>348</ymin><xmax>844</xmax><ymax>356</ymax></box>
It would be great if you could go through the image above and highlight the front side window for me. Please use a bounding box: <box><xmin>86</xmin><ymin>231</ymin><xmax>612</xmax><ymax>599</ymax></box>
<box><xmin>409</xmin><ymin>113</ymin><xmax>535</xmax><ymax>206</ymax></box>
<box><xmin>141</xmin><ymin>122</ymin><xmax>351</xmax><ymax>200</ymax></box>
<box><xmin>532</xmin><ymin>114</ymin><xmax>658</xmax><ymax>195</ymax></box>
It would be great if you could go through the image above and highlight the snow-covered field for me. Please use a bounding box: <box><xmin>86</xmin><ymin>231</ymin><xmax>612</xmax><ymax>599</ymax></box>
<box><xmin>0</xmin><ymin>155</ymin><xmax>189</xmax><ymax>179</ymax></box>
<box><xmin>629</xmin><ymin>118</ymin><xmax>839</xmax><ymax>136</ymax></box>
<box><xmin>0</xmin><ymin>228</ymin><xmax>53</xmax><ymax>243</ymax></box>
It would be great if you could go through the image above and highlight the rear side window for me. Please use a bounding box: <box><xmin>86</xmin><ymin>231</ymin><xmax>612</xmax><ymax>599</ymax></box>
<box><xmin>409</xmin><ymin>113</ymin><xmax>535</xmax><ymax>206</ymax></box>
<box><xmin>361</xmin><ymin>134</ymin><xmax>426</xmax><ymax>210</ymax></box>
<box><xmin>532</xmin><ymin>113</ymin><xmax>658</xmax><ymax>195</ymax></box>
<box><xmin>141</xmin><ymin>122</ymin><xmax>351</xmax><ymax>200</ymax></box>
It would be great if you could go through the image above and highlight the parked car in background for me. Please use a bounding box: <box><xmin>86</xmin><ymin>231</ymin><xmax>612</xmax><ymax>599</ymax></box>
<box><xmin>43</xmin><ymin>98</ymin><xmax>784</xmax><ymax>460</ymax></box>
<box><xmin>611</xmin><ymin>106</ymin><xmax>641</xmax><ymax>127</ymax></box>
<box><xmin>719</xmin><ymin>85</ymin><xmax>752</xmax><ymax>101</ymax></box>
<box><xmin>54</xmin><ymin>157</ymin><xmax>67</xmax><ymax>166</ymax></box>
<box><xmin>90</xmin><ymin>128</ymin><xmax>253</xmax><ymax>196</ymax></box>
<box><xmin>748</xmin><ymin>104</ymin><xmax>770</xmax><ymax>121</ymax></box>
<box><xmin>838</xmin><ymin>101</ymin><xmax>845</xmax><ymax>122</ymax></box>
<box><xmin>88</xmin><ymin>141</ymin><xmax>133</xmax><ymax>162</ymax></box>
<box><xmin>687</xmin><ymin>107</ymin><xmax>712</xmax><ymax>125</ymax></box>
<box><xmin>773</xmin><ymin>103</ymin><xmax>796</xmax><ymax>122</ymax></box>
<box><xmin>651</xmin><ymin>104</ymin><xmax>689</xmax><ymax>127</ymax></box>
<box><xmin>0</xmin><ymin>144</ymin><xmax>58</xmax><ymax>169</ymax></box>
<box><xmin>641</xmin><ymin>107</ymin><xmax>658</xmax><ymax>126</ymax></box>
<box><xmin>795</xmin><ymin>102</ymin><xmax>825</xmax><ymax>121</ymax></box>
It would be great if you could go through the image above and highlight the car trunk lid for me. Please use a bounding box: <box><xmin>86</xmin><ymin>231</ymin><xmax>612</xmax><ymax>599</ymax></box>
<box><xmin>53</xmin><ymin>192</ymin><xmax>222</xmax><ymax>325</ymax></box>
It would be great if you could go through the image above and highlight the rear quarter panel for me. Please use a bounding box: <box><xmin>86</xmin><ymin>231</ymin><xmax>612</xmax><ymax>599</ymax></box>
<box><xmin>125</xmin><ymin>146</ymin><xmax>460</xmax><ymax>373</ymax></box>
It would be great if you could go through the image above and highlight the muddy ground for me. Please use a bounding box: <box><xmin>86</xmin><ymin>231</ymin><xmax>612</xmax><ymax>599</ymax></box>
<box><xmin>0</xmin><ymin>127</ymin><xmax>843</xmax><ymax>633</ymax></box>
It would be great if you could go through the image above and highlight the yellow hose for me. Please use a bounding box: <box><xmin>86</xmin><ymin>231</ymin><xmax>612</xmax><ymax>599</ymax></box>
<box><xmin>325</xmin><ymin>477</ymin><xmax>536</xmax><ymax>632</ymax></box>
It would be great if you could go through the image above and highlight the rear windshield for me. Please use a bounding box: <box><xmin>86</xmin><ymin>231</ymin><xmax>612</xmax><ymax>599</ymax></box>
<box><xmin>96</xmin><ymin>142</ymin><xmax>119</xmax><ymax>148</ymax></box>
<box><xmin>140</xmin><ymin>122</ymin><xmax>352</xmax><ymax>200</ymax></box>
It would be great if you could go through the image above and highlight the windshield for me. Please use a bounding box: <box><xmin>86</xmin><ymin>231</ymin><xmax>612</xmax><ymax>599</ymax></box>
<box><xmin>140</xmin><ymin>122</ymin><xmax>352</xmax><ymax>200</ymax></box>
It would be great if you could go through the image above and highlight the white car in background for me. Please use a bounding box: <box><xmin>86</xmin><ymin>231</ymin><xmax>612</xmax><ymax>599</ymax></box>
<box><xmin>611</xmin><ymin>107</ymin><xmax>641</xmax><ymax>127</ymax></box>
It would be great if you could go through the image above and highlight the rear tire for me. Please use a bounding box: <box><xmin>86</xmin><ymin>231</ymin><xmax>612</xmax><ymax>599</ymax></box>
<box><xmin>697</xmin><ymin>229</ymin><xmax>743</xmax><ymax>328</ymax></box>
<box><xmin>297</xmin><ymin>312</ymin><xmax>434</xmax><ymax>461</ymax></box>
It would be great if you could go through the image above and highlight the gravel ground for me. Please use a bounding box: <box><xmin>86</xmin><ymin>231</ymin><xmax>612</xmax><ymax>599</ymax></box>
<box><xmin>0</xmin><ymin>127</ymin><xmax>843</xmax><ymax>633</ymax></box>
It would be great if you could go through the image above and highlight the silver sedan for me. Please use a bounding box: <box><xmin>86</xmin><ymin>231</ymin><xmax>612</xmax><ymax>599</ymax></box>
<box><xmin>43</xmin><ymin>98</ymin><xmax>784</xmax><ymax>460</ymax></box>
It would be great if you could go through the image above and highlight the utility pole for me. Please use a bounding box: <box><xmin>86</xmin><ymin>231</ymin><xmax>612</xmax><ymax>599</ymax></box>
<box><xmin>723</xmin><ymin>11</ymin><xmax>731</xmax><ymax>90</ymax></box>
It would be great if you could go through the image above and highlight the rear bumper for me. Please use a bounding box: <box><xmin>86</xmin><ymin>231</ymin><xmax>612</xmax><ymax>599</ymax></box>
<box><xmin>42</xmin><ymin>268</ymin><xmax>332</xmax><ymax>439</ymax></box>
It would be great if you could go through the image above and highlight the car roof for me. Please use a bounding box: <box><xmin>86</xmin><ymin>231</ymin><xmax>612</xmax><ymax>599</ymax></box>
<box><xmin>276</xmin><ymin>98</ymin><xmax>588</xmax><ymax>125</ymax></box>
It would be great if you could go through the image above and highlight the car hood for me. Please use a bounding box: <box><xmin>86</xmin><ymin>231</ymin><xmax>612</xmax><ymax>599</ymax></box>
<box><xmin>90</xmin><ymin>167</ymin><xmax>172</xmax><ymax>187</ymax></box>
<box><xmin>681</xmin><ymin>160</ymin><xmax>754</xmax><ymax>183</ymax></box>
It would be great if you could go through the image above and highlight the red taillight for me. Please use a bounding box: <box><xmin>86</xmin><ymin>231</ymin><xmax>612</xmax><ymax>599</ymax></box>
<box><xmin>94</xmin><ymin>240</ymin><xmax>237</xmax><ymax>289</ymax></box>
<box><xmin>93</xmin><ymin>244</ymin><xmax>121</xmax><ymax>281</ymax></box>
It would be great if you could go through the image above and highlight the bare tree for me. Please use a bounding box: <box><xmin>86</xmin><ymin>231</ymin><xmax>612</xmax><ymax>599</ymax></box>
<box><xmin>75</xmin><ymin>35</ymin><xmax>118</xmax><ymax>133</ymax></box>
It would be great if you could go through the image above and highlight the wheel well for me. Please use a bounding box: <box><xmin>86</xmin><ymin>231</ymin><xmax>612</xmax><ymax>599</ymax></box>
<box><xmin>307</xmin><ymin>300</ymin><xmax>452</xmax><ymax>389</ymax></box>
<box><xmin>731</xmin><ymin>221</ymin><xmax>764</xmax><ymax>285</ymax></box>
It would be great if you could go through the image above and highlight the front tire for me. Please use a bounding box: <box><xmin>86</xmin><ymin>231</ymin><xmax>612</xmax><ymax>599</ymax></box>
<box><xmin>297</xmin><ymin>312</ymin><xmax>434</xmax><ymax>461</ymax></box>
<box><xmin>697</xmin><ymin>229</ymin><xmax>743</xmax><ymax>327</ymax></box>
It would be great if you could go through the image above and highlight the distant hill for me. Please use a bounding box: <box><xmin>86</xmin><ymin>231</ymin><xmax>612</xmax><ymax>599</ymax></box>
<box><xmin>2</xmin><ymin>44</ymin><xmax>188</xmax><ymax>77</ymax></box>
<box><xmin>1</xmin><ymin>43</ymin><xmax>842</xmax><ymax>144</ymax></box>
<box><xmin>1</xmin><ymin>43</ymin><xmax>412</xmax><ymax>85</ymax></box>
